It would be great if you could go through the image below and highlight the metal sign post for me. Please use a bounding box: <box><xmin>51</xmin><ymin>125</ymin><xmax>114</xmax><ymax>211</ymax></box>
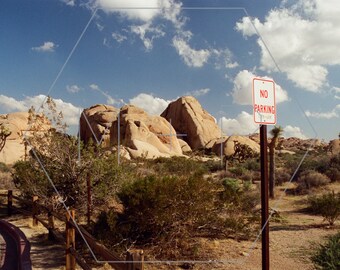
<box><xmin>260</xmin><ymin>124</ymin><xmax>269</xmax><ymax>270</ymax></box>
<box><xmin>253</xmin><ymin>77</ymin><xmax>276</xmax><ymax>270</ymax></box>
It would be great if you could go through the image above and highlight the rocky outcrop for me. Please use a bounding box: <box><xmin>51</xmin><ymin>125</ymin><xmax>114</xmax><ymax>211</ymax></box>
<box><xmin>0</xmin><ymin>112</ymin><xmax>50</xmax><ymax>164</ymax></box>
<box><xmin>161</xmin><ymin>96</ymin><xmax>221</xmax><ymax>150</ymax></box>
<box><xmin>328</xmin><ymin>139</ymin><xmax>340</xmax><ymax>155</ymax></box>
<box><xmin>110</xmin><ymin>105</ymin><xmax>182</xmax><ymax>158</ymax></box>
<box><xmin>212</xmin><ymin>135</ymin><xmax>260</xmax><ymax>156</ymax></box>
<box><xmin>80</xmin><ymin>104</ymin><xmax>119</xmax><ymax>147</ymax></box>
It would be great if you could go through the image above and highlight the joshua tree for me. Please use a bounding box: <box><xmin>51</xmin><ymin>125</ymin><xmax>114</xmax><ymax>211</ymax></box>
<box><xmin>269</xmin><ymin>125</ymin><xmax>283</xmax><ymax>199</ymax></box>
<box><xmin>0</xmin><ymin>124</ymin><xmax>11</xmax><ymax>152</ymax></box>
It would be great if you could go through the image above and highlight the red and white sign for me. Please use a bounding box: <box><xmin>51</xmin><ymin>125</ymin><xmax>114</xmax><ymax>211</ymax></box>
<box><xmin>252</xmin><ymin>78</ymin><xmax>276</xmax><ymax>125</ymax></box>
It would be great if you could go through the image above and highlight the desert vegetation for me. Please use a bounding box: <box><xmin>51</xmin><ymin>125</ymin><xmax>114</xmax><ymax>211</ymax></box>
<box><xmin>1</xmin><ymin>98</ymin><xmax>339</xmax><ymax>268</ymax></box>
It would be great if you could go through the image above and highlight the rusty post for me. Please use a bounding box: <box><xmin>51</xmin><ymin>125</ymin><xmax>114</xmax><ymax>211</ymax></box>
<box><xmin>260</xmin><ymin>125</ymin><xmax>269</xmax><ymax>270</ymax></box>
<box><xmin>66</xmin><ymin>210</ymin><xmax>76</xmax><ymax>270</ymax></box>
<box><xmin>126</xmin><ymin>249</ymin><xmax>144</xmax><ymax>270</ymax></box>
<box><xmin>32</xmin><ymin>195</ymin><xmax>39</xmax><ymax>227</ymax></box>
<box><xmin>7</xmin><ymin>190</ymin><xmax>12</xmax><ymax>216</ymax></box>
<box><xmin>48</xmin><ymin>211</ymin><xmax>55</xmax><ymax>240</ymax></box>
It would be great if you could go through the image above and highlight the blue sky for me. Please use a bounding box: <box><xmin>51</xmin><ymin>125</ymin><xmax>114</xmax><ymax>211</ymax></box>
<box><xmin>0</xmin><ymin>0</ymin><xmax>339</xmax><ymax>141</ymax></box>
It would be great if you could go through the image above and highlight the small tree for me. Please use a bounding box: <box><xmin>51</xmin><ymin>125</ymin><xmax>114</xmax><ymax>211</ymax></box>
<box><xmin>0</xmin><ymin>124</ymin><xmax>11</xmax><ymax>152</ymax></box>
<box><xmin>13</xmin><ymin>96</ymin><xmax>129</xmax><ymax>214</ymax></box>
<box><xmin>269</xmin><ymin>126</ymin><xmax>283</xmax><ymax>198</ymax></box>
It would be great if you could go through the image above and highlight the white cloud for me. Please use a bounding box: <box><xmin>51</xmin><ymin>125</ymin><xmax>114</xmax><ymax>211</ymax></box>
<box><xmin>89</xmin><ymin>84</ymin><xmax>123</xmax><ymax>105</ymax></box>
<box><xmin>212</xmin><ymin>48</ymin><xmax>239</xmax><ymax>70</ymax></box>
<box><xmin>66</xmin><ymin>84</ymin><xmax>81</xmax><ymax>93</ymax></box>
<box><xmin>172</xmin><ymin>32</ymin><xmax>211</xmax><ymax>68</ymax></box>
<box><xmin>283</xmin><ymin>125</ymin><xmax>308</xmax><ymax>139</ymax></box>
<box><xmin>235</xmin><ymin>1</ymin><xmax>340</xmax><ymax>91</ymax></box>
<box><xmin>219</xmin><ymin>111</ymin><xmax>258</xmax><ymax>135</ymax></box>
<box><xmin>231</xmin><ymin>70</ymin><xmax>289</xmax><ymax>105</ymax></box>
<box><xmin>185</xmin><ymin>88</ymin><xmax>210</xmax><ymax>97</ymax></box>
<box><xmin>92</xmin><ymin>0</ymin><xmax>161</xmax><ymax>21</ymax></box>
<box><xmin>305</xmin><ymin>104</ymin><xmax>340</xmax><ymax>119</ymax></box>
<box><xmin>0</xmin><ymin>95</ymin><xmax>27</xmax><ymax>112</ymax></box>
<box><xmin>0</xmin><ymin>94</ymin><xmax>80</xmax><ymax>126</ymax></box>
<box><xmin>129</xmin><ymin>93</ymin><xmax>171</xmax><ymax>115</ymax></box>
<box><xmin>130</xmin><ymin>22</ymin><xmax>165</xmax><ymax>51</ymax></box>
<box><xmin>61</xmin><ymin>0</ymin><xmax>75</xmax><ymax>6</ymax></box>
<box><xmin>32</xmin><ymin>41</ymin><xmax>57</xmax><ymax>52</ymax></box>
<box><xmin>112</xmin><ymin>32</ymin><xmax>127</xmax><ymax>43</ymax></box>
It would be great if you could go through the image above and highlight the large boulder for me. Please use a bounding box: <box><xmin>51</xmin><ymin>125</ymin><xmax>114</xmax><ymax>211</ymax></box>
<box><xmin>328</xmin><ymin>139</ymin><xmax>340</xmax><ymax>155</ymax></box>
<box><xmin>0</xmin><ymin>112</ymin><xmax>50</xmax><ymax>164</ymax></box>
<box><xmin>110</xmin><ymin>105</ymin><xmax>182</xmax><ymax>158</ymax></box>
<box><xmin>80</xmin><ymin>104</ymin><xmax>119</xmax><ymax>147</ymax></box>
<box><xmin>212</xmin><ymin>135</ymin><xmax>260</xmax><ymax>156</ymax></box>
<box><xmin>161</xmin><ymin>96</ymin><xmax>221</xmax><ymax>150</ymax></box>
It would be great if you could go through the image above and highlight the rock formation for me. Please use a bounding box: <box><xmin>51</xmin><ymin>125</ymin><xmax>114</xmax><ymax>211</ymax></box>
<box><xmin>211</xmin><ymin>135</ymin><xmax>260</xmax><ymax>157</ymax></box>
<box><xmin>80</xmin><ymin>104</ymin><xmax>119</xmax><ymax>147</ymax></box>
<box><xmin>161</xmin><ymin>96</ymin><xmax>221</xmax><ymax>150</ymax></box>
<box><xmin>110</xmin><ymin>105</ymin><xmax>182</xmax><ymax>159</ymax></box>
<box><xmin>0</xmin><ymin>112</ymin><xmax>50</xmax><ymax>164</ymax></box>
<box><xmin>328</xmin><ymin>139</ymin><xmax>340</xmax><ymax>155</ymax></box>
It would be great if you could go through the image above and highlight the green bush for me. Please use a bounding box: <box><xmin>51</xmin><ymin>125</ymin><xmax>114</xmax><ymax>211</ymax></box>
<box><xmin>0</xmin><ymin>162</ymin><xmax>10</xmax><ymax>173</ymax></box>
<box><xmin>312</xmin><ymin>232</ymin><xmax>340</xmax><ymax>270</ymax></box>
<box><xmin>145</xmin><ymin>156</ymin><xmax>208</xmax><ymax>177</ymax></box>
<box><xmin>94</xmin><ymin>173</ymin><xmax>259</xmax><ymax>259</ymax></box>
<box><xmin>308</xmin><ymin>192</ymin><xmax>340</xmax><ymax>226</ymax></box>
<box><xmin>296</xmin><ymin>170</ymin><xmax>330</xmax><ymax>194</ymax></box>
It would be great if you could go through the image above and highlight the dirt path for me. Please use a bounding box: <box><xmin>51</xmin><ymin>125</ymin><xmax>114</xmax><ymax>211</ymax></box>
<box><xmin>1</xmin><ymin>212</ymin><xmax>65</xmax><ymax>270</ymax></box>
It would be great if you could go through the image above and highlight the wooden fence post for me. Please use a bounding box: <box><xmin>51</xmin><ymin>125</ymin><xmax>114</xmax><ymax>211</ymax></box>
<box><xmin>48</xmin><ymin>211</ymin><xmax>55</xmax><ymax>240</ymax></box>
<box><xmin>7</xmin><ymin>190</ymin><xmax>12</xmax><ymax>216</ymax></box>
<box><xmin>126</xmin><ymin>250</ymin><xmax>144</xmax><ymax>270</ymax></box>
<box><xmin>32</xmin><ymin>195</ymin><xmax>39</xmax><ymax>227</ymax></box>
<box><xmin>66</xmin><ymin>210</ymin><xmax>76</xmax><ymax>270</ymax></box>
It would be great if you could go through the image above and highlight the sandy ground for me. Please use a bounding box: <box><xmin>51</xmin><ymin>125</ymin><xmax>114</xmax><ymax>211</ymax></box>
<box><xmin>1</xmin><ymin>182</ymin><xmax>339</xmax><ymax>270</ymax></box>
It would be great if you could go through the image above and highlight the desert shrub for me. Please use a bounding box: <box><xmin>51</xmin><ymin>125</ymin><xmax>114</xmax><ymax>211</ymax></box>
<box><xmin>94</xmin><ymin>174</ymin><xmax>220</xmax><ymax>259</ymax></box>
<box><xmin>229</xmin><ymin>166</ymin><xmax>246</xmax><ymax>178</ymax></box>
<box><xmin>243</xmin><ymin>158</ymin><xmax>260</xmax><ymax>171</ymax></box>
<box><xmin>296</xmin><ymin>170</ymin><xmax>330</xmax><ymax>194</ymax></box>
<box><xmin>276</xmin><ymin>170</ymin><xmax>291</xmax><ymax>186</ymax></box>
<box><xmin>312</xmin><ymin>232</ymin><xmax>340</xmax><ymax>270</ymax></box>
<box><xmin>145</xmin><ymin>156</ymin><xmax>208</xmax><ymax>177</ymax></box>
<box><xmin>0</xmin><ymin>162</ymin><xmax>10</xmax><ymax>173</ymax></box>
<box><xmin>205</xmin><ymin>159</ymin><xmax>224</xmax><ymax>172</ymax></box>
<box><xmin>94</xmin><ymin>174</ymin><xmax>259</xmax><ymax>259</ymax></box>
<box><xmin>325</xmin><ymin>154</ymin><xmax>340</xmax><ymax>182</ymax></box>
<box><xmin>308</xmin><ymin>192</ymin><xmax>340</xmax><ymax>226</ymax></box>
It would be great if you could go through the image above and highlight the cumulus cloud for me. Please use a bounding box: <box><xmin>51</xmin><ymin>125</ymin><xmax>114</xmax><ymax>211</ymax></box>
<box><xmin>231</xmin><ymin>70</ymin><xmax>289</xmax><ymax>105</ymax></box>
<box><xmin>172</xmin><ymin>32</ymin><xmax>211</xmax><ymax>68</ymax></box>
<box><xmin>185</xmin><ymin>88</ymin><xmax>210</xmax><ymax>97</ymax></box>
<box><xmin>31</xmin><ymin>41</ymin><xmax>57</xmax><ymax>52</ymax></box>
<box><xmin>92</xmin><ymin>0</ymin><xmax>161</xmax><ymax>21</ymax></box>
<box><xmin>0</xmin><ymin>94</ymin><xmax>81</xmax><ymax>126</ymax></box>
<box><xmin>305</xmin><ymin>104</ymin><xmax>340</xmax><ymax>119</ymax></box>
<box><xmin>89</xmin><ymin>84</ymin><xmax>124</xmax><ymax>105</ymax></box>
<box><xmin>219</xmin><ymin>111</ymin><xmax>259</xmax><ymax>135</ymax></box>
<box><xmin>130</xmin><ymin>22</ymin><xmax>165</xmax><ymax>51</ymax></box>
<box><xmin>129</xmin><ymin>93</ymin><xmax>171</xmax><ymax>115</ymax></box>
<box><xmin>235</xmin><ymin>1</ymin><xmax>340</xmax><ymax>92</ymax></box>
<box><xmin>66</xmin><ymin>84</ymin><xmax>81</xmax><ymax>93</ymax></box>
<box><xmin>283</xmin><ymin>125</ymin><xmax>308</xmax><ymax>139</ymax></box>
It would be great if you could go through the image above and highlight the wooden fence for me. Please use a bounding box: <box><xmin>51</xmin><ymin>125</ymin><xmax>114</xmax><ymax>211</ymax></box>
<box><xmin>0</xmin><ymin>190</ymin><xmax>144</xmax><ymax>270</ymax></box>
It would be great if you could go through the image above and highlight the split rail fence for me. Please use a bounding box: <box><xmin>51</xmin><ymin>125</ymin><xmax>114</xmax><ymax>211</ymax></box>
<box><xmin>0</xmin><ymin>190</ymin><xmax>144</xmax><ymax>270</ymax></box>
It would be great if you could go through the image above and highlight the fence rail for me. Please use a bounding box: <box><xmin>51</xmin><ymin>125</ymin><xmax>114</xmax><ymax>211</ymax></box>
<box><xmin>0</xmin><ymin>190</ymin><xmax>144</xmax><ymax>270</ymax></box>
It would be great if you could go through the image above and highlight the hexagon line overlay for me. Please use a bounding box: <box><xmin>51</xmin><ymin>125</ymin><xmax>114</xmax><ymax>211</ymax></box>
<box><xmin>22</xmin><ymin>6</ymin><xmax>318</xmax><ymax>265</ymax></box>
